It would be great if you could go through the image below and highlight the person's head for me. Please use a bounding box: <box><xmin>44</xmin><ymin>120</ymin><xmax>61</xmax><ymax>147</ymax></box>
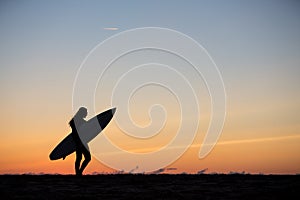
<box><xmin>76</xmin><ymin>107</ymin><xmax>88</xmax><ymax>119</ymax></box>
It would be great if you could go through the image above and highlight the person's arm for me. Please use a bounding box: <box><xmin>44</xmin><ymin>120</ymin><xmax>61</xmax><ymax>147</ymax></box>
<box><xmin>69</xmin><ymin>119</ymin><xmax>77</xmax><ymax>131</ymax></box>
<box><xmin>70</xmin><ymin>118</ymin><xmax>82</xmax><ymax>145</ymax></box>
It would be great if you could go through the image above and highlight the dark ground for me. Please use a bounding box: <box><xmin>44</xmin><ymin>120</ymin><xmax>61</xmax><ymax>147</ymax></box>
<box><xmin>0</xmin><ymin>174</ymin><xmax>299</xmax><ymax>199</ymax></box>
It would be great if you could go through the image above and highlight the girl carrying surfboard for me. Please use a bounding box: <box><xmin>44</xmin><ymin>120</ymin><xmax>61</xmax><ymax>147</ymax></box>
<box><xmin>69</xmin><ymin>107</ymin><xmax>91</xmax><ymax>176</ymax></box>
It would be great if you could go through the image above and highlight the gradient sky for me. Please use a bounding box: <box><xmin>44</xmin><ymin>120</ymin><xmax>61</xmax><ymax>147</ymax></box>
<box><xmin>0</xmin><ymin>0</ymin><xmax>300</xmax><ymax>174</ymax></box>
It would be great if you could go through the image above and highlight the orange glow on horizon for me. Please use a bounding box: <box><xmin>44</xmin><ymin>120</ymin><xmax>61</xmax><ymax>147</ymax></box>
<box><xmin>1</xmin><ymin>123</ymin><xmax>299</xmax><ymax>174</ymax></box>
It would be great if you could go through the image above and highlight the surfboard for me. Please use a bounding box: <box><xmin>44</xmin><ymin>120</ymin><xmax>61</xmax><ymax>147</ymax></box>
<box><xmin>49</xmin><ymin>108</ymin><xmax>116</xmax><ymax>160</ymax></box>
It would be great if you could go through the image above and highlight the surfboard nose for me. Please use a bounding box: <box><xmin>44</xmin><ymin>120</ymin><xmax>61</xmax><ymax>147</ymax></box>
<box><xmin>111</xmin><ymin>107</ymin><xmax>116</xmax><ymax>115</ymax></box>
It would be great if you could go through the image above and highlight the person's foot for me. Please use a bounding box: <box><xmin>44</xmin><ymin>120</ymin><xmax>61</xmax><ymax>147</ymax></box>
<box><xmin>76</xmin><ymin>171</ymin><xmax>82</xmax><ymax>176</ymax></box>
<box><xmin>75</xmin><ymin>168</ymin><xmax>81</xmax><ymax>176</ymax></box>
<box><xmin>78</xmin><ymin>169</ymin><xmax>84</xmax><ymax>176</ymax></box>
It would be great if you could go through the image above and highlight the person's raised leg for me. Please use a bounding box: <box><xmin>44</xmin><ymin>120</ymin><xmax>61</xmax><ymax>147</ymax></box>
<box><xmin>79</xmin><ymin>146</ymin><xmax>91</xmax><ymax>175</ymax></box>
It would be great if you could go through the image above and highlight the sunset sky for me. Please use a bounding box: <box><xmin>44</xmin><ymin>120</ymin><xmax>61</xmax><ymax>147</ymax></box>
<box><xmin>0</xmin><ymin>0</ymin><xmax>299</xmax><ymax>174</ymax></box>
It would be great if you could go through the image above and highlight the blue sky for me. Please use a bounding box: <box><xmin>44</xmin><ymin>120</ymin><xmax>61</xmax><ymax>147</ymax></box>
<box><xmin>1</xmin><ymin>0</ymin><xmax>299</xmax><ymax>93</ymax></box>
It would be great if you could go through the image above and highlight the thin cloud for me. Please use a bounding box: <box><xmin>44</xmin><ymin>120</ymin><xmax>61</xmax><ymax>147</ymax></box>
<box><xmin>103</xmin><ymin>27</ymin><xmax>119</xmax><ymax>31</ymax></box>
<box><xmin>214</xmin><ymin>134</ymin><xmax>300</xmax><ymax>146</ymax></box>
<box><xmin>100</xmin><ymin>134</ymin><xmax>300</xmax><ymax>156</ymax></box>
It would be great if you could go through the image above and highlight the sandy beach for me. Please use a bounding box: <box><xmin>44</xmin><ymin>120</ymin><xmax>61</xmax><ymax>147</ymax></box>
<box><xmin>0</xmin><ymin>174</ymin><xmax>299</xmax><ymax>199</ymax></box>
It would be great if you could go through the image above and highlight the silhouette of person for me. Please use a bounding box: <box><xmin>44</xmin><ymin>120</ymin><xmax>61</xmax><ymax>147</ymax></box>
<box><xmin>69</xmin><ymin>107</ymin><xmax>91</xmax><ymax>176</ymax></box>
